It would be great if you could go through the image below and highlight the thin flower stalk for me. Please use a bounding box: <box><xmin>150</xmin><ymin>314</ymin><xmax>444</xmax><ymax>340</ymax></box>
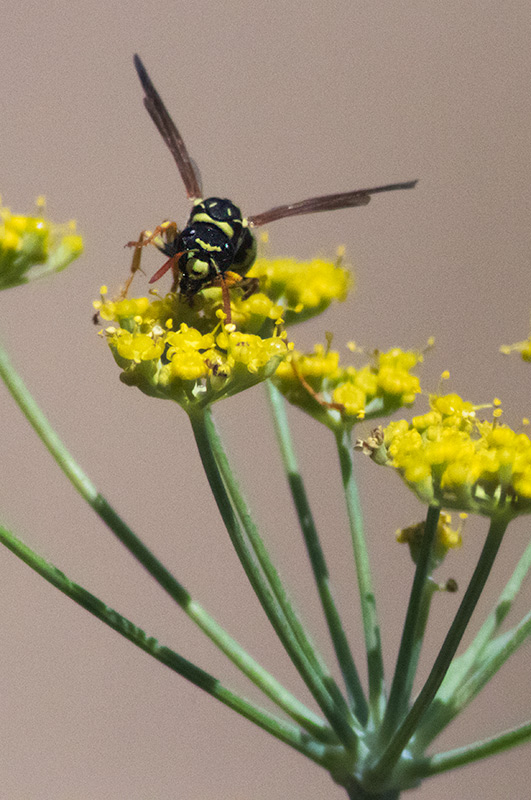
<box><xmin>415</xmin><ymin>536</ymin><xmax>531</xmax><ymax>748</ymax></box>
<box><xmin>382</xmin><ymin>505</ymin><xmax>441</xmax><ymax>741</ymax></box>
<box><xmin>188</xmin><ymin>406</ymin><xmax>358</xmax><ymax>750</ymax></box>
<box><xmin>453</xmin><ymin>610</ymin><xmax>531</xmax><ymax>708</ymax></box>
<box><xmin>409</xmin><ymin>719</ymin><xmax>531</xmax><ymax>780</ymax></box>
<box><xmin>200</xmin><ymin>403</ymin><xmax>355</xmax><ymax>726</ymax></box>
<box><xmin>0</xmin><ymin>525</ymin><xmax>327</xmax><ymax>763</ymax></box>
<box><xmin>266</xmin><ymin>379</ymin><xmax>368</xmax><ymax>723</ymax></box>
<box><xmin>335</xmin><ymin>426</ymin><xmax>385</xmax><ymax>723</ymax></box>
<box><xmin>367</xmin><ymin>513</ymin><xmax>509</xmax><ymax>788</ymax></box>
<box><xmin>0</xmin><ymin>341</ymin><xmax>329</xmax><ymax>739</ymax></box>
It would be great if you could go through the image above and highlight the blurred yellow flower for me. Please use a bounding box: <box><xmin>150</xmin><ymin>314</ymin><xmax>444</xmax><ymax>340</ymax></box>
<box><xmin>0</xmin><ymin>197</ymin><xmax>82</xmax><ymax>289</ymax></box>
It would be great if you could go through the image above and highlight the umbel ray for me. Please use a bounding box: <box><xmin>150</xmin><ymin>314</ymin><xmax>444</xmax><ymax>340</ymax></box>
<box><xmin>126</xmin><ymin>54</ymin><xmax>417</xmax><ymax>321</ymax></box>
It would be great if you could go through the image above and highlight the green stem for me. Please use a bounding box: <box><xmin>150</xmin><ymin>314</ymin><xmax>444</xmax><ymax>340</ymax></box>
<box><xmin>415</xmin><ymin>536</ymin><xmax>531</xmax><ymax>749</ymax></box>
<box><xmin>0</xmin><ymin>341</ymin><xmax>329</xmax><ymax>740</ymax></box>
<box><xmin>381</xmin><ymin>505</ymin><xmax>440</xmax><ymax>739</ymax></box>
<box><xmin>437</xmin><ymin>534</ymin><xmax>531</xmax><ymax>695</ymax></box>
<box><xmin>266</xmin><ymin>381</ymin><xmax>367</xmax><ymax>722</ymax></box>
<box><xmin>336</xmin><ymin>427</ymin><xmax>385</xmax><ymax>722</ymax></box>
<box><xmin>346</xmin><ymin>786</ymin><xmax>400</xmax><ymax>800</ymax></box>
<box><xmin>0</xmin><ymin>524</ymin><xmax>327</xmax><ymax>764</ymax></box>
<box><xmin>202</xmin><ymin>406</ymin><xmax>347</xmax><ymax>711</ymax></box>
<box><xmin>189</xmin><ymin>407</ymin><xmax>356</xmax><ymax>750</ymax></box>
<box><xmin>367</xmin><ymin>513</ymin><xmax>509</xmax><ymax>786</ymax></box>
<box><xmin>447</xmin><ymin>610</ymin><xmax>531</xmax><ymax>719</ymax></box>
<box><xmin>410</xmin><ymin>719</ymin><xmax>531</xmax><ymax>779</ymax></box>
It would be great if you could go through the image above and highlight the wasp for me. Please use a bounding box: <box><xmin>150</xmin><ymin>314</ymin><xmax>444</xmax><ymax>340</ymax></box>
<box><xmin>127</xmin><ymin>54</ymin><xmax>417</xmax><ymax>321</ymax></box>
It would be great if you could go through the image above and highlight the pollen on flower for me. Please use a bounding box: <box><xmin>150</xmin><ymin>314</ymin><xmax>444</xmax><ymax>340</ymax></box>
<box><xmin>378</xmin><ymin>391</ymin><xmax>531</xmax><ymax>519</ymax></box>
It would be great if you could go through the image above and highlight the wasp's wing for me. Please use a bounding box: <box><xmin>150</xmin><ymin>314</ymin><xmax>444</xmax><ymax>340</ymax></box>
<box><xmin>248</xmin><ymin>180</ymin><xmax>417</xmax><ymax>227</ymax></box>
<box><xmin>133</xmin><ymin>54</ymin><xmax>203</xmax><ymax>200</ymax></box>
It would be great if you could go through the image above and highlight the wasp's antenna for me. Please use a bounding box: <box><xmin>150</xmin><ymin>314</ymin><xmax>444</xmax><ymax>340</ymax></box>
<box><xmin>133</xmin><ymin>54</ymin><xmax>203</xmax><ymax>200</ymax></box>
<box><xmin>248</xmin><ymin>180</ymin><xmax>418</xmax><ymax>227</ymax></box>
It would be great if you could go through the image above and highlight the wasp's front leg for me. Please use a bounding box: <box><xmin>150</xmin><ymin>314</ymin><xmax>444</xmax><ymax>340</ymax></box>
<box><xmin>122</xmin><ymin>221</ymin><xmax>179</xmax><ymax>297</ymax></box>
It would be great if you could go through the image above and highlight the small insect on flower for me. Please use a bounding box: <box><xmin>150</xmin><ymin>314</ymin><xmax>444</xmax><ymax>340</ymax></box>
<box><xmin>126</xmin><ymin>54</ymin><xmax>417</xmax><ymax>322</ymax></box>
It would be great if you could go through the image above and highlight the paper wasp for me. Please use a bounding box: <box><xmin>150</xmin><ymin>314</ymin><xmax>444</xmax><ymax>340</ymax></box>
<box><xmin>127</xmin><ymin>54</ymin><xmax>417</xmax><ymax>321</ymax></box>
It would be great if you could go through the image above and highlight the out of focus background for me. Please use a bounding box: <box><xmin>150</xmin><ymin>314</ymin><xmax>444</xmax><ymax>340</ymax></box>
<box><xmin>1</xmin><ymin>2</ymin><xmax>530</xmax><ymax>798</ymax></box>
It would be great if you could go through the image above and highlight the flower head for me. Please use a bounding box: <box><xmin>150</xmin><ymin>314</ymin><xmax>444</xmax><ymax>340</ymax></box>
<box><xmin>273</xmin><ymin>343</ymin><xmax>422</xmax><ymax>431</ymax></box>
<box><xmin>396</xmin><ymin>511</ymin><xmax>463</xmax><ymax>568</ymax></box>
<box><xmin>94</xmin><ymin>290</ymin><xmax>288</xmax><ymax>412</ymax></box>
<box><xmin>376</xmin><ymin>392</ymin><xmax>531</xmax><ymax>519</ymax></box>
<box><xmin>0</xmin><ymin>197</ymin><xmax>82</xmax><ymax>290</ymax></box>
<box><xmin>247</xmin><ymin>250</ymin><xmax>352</xmax><ymax>326</ymax></box>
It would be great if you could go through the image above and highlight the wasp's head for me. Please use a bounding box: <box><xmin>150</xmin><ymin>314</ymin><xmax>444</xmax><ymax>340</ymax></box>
<box><xmin>177</xmin><ymin>223</ymin><xmax>236</xmax><ymax>295</ymax></box>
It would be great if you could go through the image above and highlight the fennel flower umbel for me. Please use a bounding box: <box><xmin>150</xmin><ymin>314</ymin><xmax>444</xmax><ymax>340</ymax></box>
<box><xmin>0</xmin><ymin>197</ymin><xmax>82</xmax><ymax>290</ymax></box>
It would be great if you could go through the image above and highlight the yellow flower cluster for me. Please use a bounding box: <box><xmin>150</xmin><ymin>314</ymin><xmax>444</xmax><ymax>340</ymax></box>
<box><xmin>382</xmin><ymin>393</ymin><xmax>531</xmax><ymax>518</ymax></box>
<box><xmin>0</xmin><ymin>197</ymin><xmax>82</xmax><ymax>290</ymax></box>
<box><xmin>396</xmin><ymin>511</ymin><xmax>463</xmax><ymax>567</ymax></box>
<box><xmin>273</xmin><ymin>345</ymin><xmax>422</xmax><ymax>430</ymax></box>
<box><xmin>248</xmin><ymin>253</ymin><xmax>352</xmax><ymax>326</ymax></box>
<box><xmin>95</xmin><ymin>250</ymin><xmax>353</xmax><ymax>409</ymax></box>
<box><xmin>94</xmin><ymin>291</ymin><xmax>289</xmax><ymax>411</ymax></box>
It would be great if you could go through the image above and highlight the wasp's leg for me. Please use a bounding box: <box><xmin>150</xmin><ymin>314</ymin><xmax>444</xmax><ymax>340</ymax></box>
<box><xmin>222</xmin><ymin>271</ymin><xmax>260</xmax><ymax>298</ymax></box>
<box><xmin>220</xmin><ymin>278</ymin><xmax>233</xmax><ymax>324</ymax></box>
<box><xmin>120</xmin><ymin>230</ymin><xmax>149</xmax><ymax>297</ymax></box>
<box><xmin>126</xmin><ymin>220</ymin><xmax>179</xmax><ymax>251</ymax></box>
<box><xmin>207</xmin><ymin>273</ymin><xmax>239</xmax><ymax>324</ymax></box>
<box><xmin>122</xmin><ymin>221</ymin><xmax>180</xmax><ymax>297</ymax></box>
<box><xmin>205</xmin><ymin>271</ymin><xmax>258</xmax><ymax>325</ymax></box>
<box><xmin>291</xmin><ymin>358</ymin><xmax>345</xmax><ymax>413</ymax></box>
<box><xmin>238</xmin><ymin>275</ymin><xmax>260</xmax><ymax>300</ymax></box>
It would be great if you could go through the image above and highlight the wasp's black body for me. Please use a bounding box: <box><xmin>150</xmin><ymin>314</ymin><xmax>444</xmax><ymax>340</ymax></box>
<box><xmin>130</xmin><ymin>54</ymin><xmax>417</xmax><ymax>314</ymax></box>
<box><xmin>157</xmin><ymin>197</ymin><xmax>256</xmax><ymax>297</ymax></box>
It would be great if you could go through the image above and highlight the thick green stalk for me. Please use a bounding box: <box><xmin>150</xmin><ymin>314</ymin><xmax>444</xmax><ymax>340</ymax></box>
<box><xmin>381</xmin><ymin>505</ymin><xmax>440</xmax><ymax>739</ymax></box>
<box><xmin>0</xmin><ymin>341</ymin><xmax>329</xmax><ymax>739</ymax></box>
<box><xmin>266</xmin><ymin>380</ymin><xmax>367</xmax><ymax>722</ymax></box>
<box><xmin>335</xmin><ymin>427</ymin><xmax>385</xmax><ymax>722</ymax></box>
<box><xmin>368</xmin><ymin>514</ymin><xmax>509</xmax><ymax>786</ymax></box>
<box><xmin>189</xmin><ymin>407</ymin><xmax>357</xmax><ymax>750</ymax></box>
<box><xmin>0</xmin><ymin>525</ymin><xmax>327</xmax><ymax>763</ymax></box>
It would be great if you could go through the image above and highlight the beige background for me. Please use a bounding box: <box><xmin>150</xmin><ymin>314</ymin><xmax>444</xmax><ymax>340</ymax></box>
<box><xmin>0</xmin><ymin>1</ymin><xmax>530</xmax><ymax>798</ymax></box>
